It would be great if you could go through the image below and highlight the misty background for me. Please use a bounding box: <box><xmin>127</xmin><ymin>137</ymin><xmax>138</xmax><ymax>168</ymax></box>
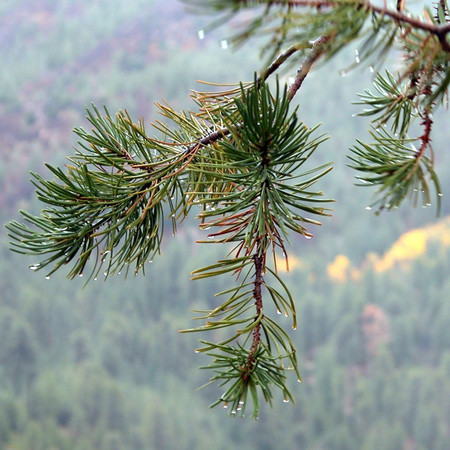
<box><xmin>1</xmin><ymin>0</ymin><xmax>449</xmax><ymax>448</ymax></box>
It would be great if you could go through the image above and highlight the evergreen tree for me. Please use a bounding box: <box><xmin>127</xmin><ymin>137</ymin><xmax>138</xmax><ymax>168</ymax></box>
<box><xmin>5</xmin><ymin>0</ymin><xmax>449</xmax><ymax>417</ymax></box>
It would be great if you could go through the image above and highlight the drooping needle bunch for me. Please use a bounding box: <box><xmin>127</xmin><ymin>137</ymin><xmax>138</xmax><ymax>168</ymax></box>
<box><xmin>7</xmin><ymin>79</ymin><xmax>332</xmax><ymax>417</ymax></box>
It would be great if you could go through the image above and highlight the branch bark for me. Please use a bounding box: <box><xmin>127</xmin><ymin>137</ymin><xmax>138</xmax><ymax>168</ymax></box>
<box><xmin>287</xmin><ymin>35</ymin><xmax>330</xmax><ymax>100</ymax></box>
<box><xmin>246</xmin><ymin>245</ymin><xmax>265</xmax><ymax>374</ymax></box>
<box><xmin>258</xmin><ymin>43</ymin><xmax>304</xmax><ymax>84</ymax></box>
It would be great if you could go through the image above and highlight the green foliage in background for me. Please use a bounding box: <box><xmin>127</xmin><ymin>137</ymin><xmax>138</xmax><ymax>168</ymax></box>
<box><xmin>4</xmin><ymin>0</ymin><xmax>449</xmax><ymax>419</ymax></box>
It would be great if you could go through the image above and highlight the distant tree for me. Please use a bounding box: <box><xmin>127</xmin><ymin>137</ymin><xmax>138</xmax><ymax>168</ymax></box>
<box><xmin>0</xmin><ymin>307</ymin><xmax>38</xmax><ymax>393</ymax></box>
<box><xmin>6</xmin><ymin>0</ymin><xmax>449</xmax><ymax>417</ymax></box>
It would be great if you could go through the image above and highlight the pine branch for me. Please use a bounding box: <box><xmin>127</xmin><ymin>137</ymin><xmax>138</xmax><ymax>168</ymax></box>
<box><xmin>348</xmin><ymin>127</ymin><xmax>442</xmax><ymax>214</ymax></box>
<box><xmin>191</xmin><ymin>37</ymin><xmax>330</xmax><ymax>150</ymax></box>
<box><xmin>179</xmin><ymin>80</ymin><xmax>331</xmax><ymax>416</ymax></box>
<box><xmin>287</xmin><ymin>35</ymin><xmax>330</xmax><ymax>100</ymax></box>
<box><xmin>7</xmin><ymin>0</ymin><xmax>448</xmax><ymax>419</ymax></box>
<box><xmin>417</xmin><ymin>108</ymin><xmax>433</xmax><ymax>161</ymax></box>
<box><xmin>185</xmin><ymin>126</ymin><xmax>231</xmax><ymax>153</ymax></box>
<box><xmin>249</xmin><ymin>252</ymin><xmax>264</xmax><ymax>357</ymax></box>
<box><xmin>258</xmin><ymin>43</ymin><xmax>305</xmax><ymax>83</ymax></box>
<box><xmin>253</xmin><ymin>0</ymin><xmax>450</xmax><ymax>49</ymax></box>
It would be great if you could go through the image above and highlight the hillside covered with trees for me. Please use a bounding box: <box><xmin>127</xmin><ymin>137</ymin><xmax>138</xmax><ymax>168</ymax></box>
<box><xmin>1</xmin><ymin>0</ymin><xmax>449</xmax><ymax>448</ymax></box>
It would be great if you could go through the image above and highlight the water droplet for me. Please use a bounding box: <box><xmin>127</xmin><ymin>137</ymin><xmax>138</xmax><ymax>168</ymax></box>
<box><xmin>238</xmin><ymin>400</ymin><xmax>244</xmax><ymax>405</ymax></box>
<box><xmin>148</xmin><ymin>260</ymin><xmax>153</xmax><ymax>264</ymax></box>
<box><xmin>298</xmin><ymin>378</ymin><xmax>302</xmax><ymax>383</ymax></box>
<box><xmin>276</xmin><ymin>309</ymin><xmax>282</xmax><ymax>315</ymax></box>
<box><xmin>223</xmin><ymin>403</ymin><xmax>228</xmax><ymax>409</ymax></box>
<box><xmin>104</xmin><ymin>271</ymin><xmax>108</xmax><ymax>277</ymax></box>
<box><xmin>288</xmin><ymin>76</ymin><xmax>295</xmax><ymax>84</ymax></box>
<box><xmin>283</xmin><ymin>398</ymin><xmax>290</xmax><ymax>403</ymax></box>
<box><xmin>94</xmin><ymin>277</ymin><xmax>98</xmax><ymax>281</ymax></box>
<box><xmin>220</xmin><ymin>40</ymin><xmax>228</xmax><ymax>49</ymax></box>
<box><xmin>354</xmin><ymin>49</ymin><xmax>360</xmax><ymax>64</ymax></box>
<box><xmin>194</xmin><ymin>349</ymin><xmax>200</xmax><ymax>354</ymax></box>
<box><xmin>198</xmin><ymin>29</ymin><xmax>205</xmax><ymax>40</ymax></box>
<box><xmin>292</xmin><ymin>326</ymin><xmax>297</xmax><ymax>330</ymax></box>
<box><xmin>365</xmin><ymin>206</ymin><xmax>372</xmax><ymax>211</ymax></box>
<box><xmin>45</xmin><ymin>275</ymin><xmax>50</xmax><ymax>280</ymax></box>
<box><xmin>30</xmin><ymin>264</ymin><xmax>40</xmax><ymax>271</ymax></box>
<box><xmin>438</xmin><ymin>193</ymin><xmax>443</xmax><ymax>197</ymax></box>
<box><xmin>339</xmin><ymin>70</ymin><xmax>347</xmax><ymax>77</ymax></box>
<box><xmin>79</xmin><ymin>273</ymin><xmax>83</xmax><ymax>278</ymax></box>
<box><xmin>351</xmin><ymin>113</ymin><xmax>357</xmax><ymax>117</ymax></box>
<box><xmin>202</xmin><ymin>226</ymin><xmax>211</xmax><ymax>230</ymax></box>
<box><xmin>284</xmin><ymin>312</ymin><xmax>289</xmax><ymax>318</ymax></box>
<box><xmin>207</xmin><ymin>235</ymin><xmax>215</xmax><ymax>239</ymax></box>
<box><xmin>369</xmin><ymin>65</ymin><xmax>374</xmax><ymax>73</ymax></box>
<box><xmin>231</xmin><ymin>410</ymin><xmax>237</xmax><ymax>415</ymax></box>
<box><xmin>304</xmin><ymin>235</ymin><xmax>312</xmax><ymax>240</ymax></box>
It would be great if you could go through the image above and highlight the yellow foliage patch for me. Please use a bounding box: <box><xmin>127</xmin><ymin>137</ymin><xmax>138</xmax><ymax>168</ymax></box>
<box><xmin>326</xmin><ymin>217</ymin><xmax>450</xmax><ymax>281</ymax></box>
<box><xmin>274</xmin><ymin>254</ymin><xmax>302</xmax><ymax>273</ymax></box>
<box><xmin>327</xmin><ymin>254</ymin><xmax>351</xmax><ymax>283</ymax></box>
<box><xmin>373</xmin><ymin>216</ymin><xmax>450</xmax><ymax>273</ymax></box>
<box><xmin>374</xmin><ymin>229</ymin><xmax>427</xmax><ymax>272</ymax></box>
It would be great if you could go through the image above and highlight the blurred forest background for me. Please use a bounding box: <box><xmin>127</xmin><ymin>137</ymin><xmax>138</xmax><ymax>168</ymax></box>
<box><xmin>1</xmin><ymin>0</ymin><xmax>449</xmax><ymax>448</ymax></box>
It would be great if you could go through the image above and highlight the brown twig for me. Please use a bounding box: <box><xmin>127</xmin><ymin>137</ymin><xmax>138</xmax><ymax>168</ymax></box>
<box><xmin>185</xmin><ymin>37</ymin><xmax>327</xmax><ymax>157</ymax></box>
<box><xmin>258</xmin><ymin>43</ymin><xmax>305</xmax><ymax>85</ymax></box>
<box><xmin>417</xmin><ymin>109</ymin><xmax>433</xmax><ymax>159</ymax></box>
<box><xmin>186</xmin><ymin>126</ymin><xmax>231</xmax><ymax>153</ymax></box>
<box><xmin>270</xmin><ymin>0</ymin><xmax>450</xmax><ymax>52</ymax></box>
<box><xmin>288</xmin><ymin>35</ymin><xmax>330</xmax><ymax>100</ymax></box>
<box><xmin>246</xmin><ymin>245</ymin><xmax>265</xmax><ymax>374</ymax></box>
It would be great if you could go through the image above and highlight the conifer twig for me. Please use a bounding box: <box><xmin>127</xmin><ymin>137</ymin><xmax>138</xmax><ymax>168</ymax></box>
<box><xmin>188</xmin><ymin>37</ymin><xmax>328</xmax><ymax>152</ymax></box>
<box><xmin>268</xmin><ymin>0</ymin><xmax>450</xmax><ymax>51</ymax></box>
<box><xmin>246</xmin><ymin>245</ymin><xmax>264</xmax><ymax>376</ymax></box>
<box><xmin>287</xmin><ymin>35</ymin><xmax>330</xmax><ymax>100</ymax></box>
